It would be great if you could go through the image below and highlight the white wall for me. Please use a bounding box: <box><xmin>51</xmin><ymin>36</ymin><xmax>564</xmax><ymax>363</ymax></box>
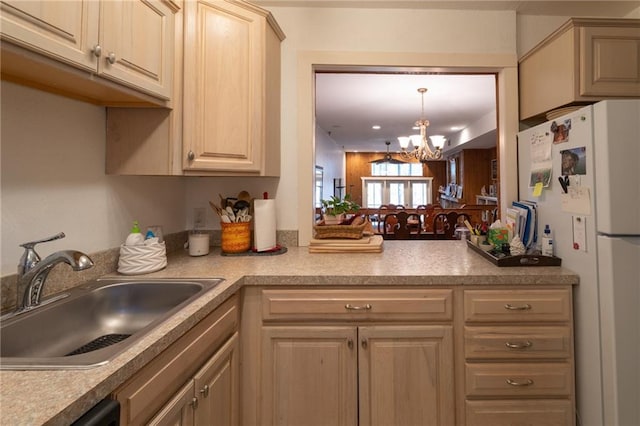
<box><xmin>314</xmin><ymin>125</ymin><xmax>345</xmax><ymax>202</ymax></box>
<box><xmin>0</xmin><ymin>82</ymin><xmax>188</xmax><ymax>275</ymax></box>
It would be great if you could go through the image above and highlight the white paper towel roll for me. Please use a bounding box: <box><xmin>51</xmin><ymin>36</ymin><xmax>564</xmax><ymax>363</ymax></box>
<box><xmin>254</xmin><ymin>199</ymin><xmax>277</xmax><ymax>251</ymax></box>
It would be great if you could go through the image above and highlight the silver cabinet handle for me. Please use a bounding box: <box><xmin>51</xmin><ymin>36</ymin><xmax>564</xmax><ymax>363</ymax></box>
<box><xmin>106</xmin><ymin>52</ymin><xmax>116</xmax><ymax>64</ymax></box>
<box><xmin>199</xmin><ymin>384</ymin><xmax>209</xmax><ymax>398</ymax></box>
<box><xmin>504</xmin><ymin>303</ymin><xmax>531</xmax><ymax>311</ymax></box>
<box><xmin>361</xmin><ymin>338</ymin><xmax>368</xmax><ymax>349</ymax></box>
<box><xmin>92</xmin><ymin>45</ymin><xmax>102</xmax><ymax>57</ymax></box>
<box><xmin>190</xmin><ymin>397</ymin><xmax>198</xmax><ymax>409</ymax></box>
<box><xmin>347</xmin><ymin>339</ymin><xmax>353</xmax><ymax>349</ymax></box>
<box><xmin>345</xmin><ymin>303</ymin><xmax>372</xmax><ymax>311</ymax></box>
<box><xmin>505</xmin><ymin>341</ymin><xmax>532</xmax><ymax>349</ymax></box>
<box><xmin>188</xmin><ymin>150</ymin><xmax>195</xmax><ymax>161</ymax></box>
<box><xmin>506</xmin><ymin>378</ymin><xmax>534</xmax><ymax>386</ymax></box>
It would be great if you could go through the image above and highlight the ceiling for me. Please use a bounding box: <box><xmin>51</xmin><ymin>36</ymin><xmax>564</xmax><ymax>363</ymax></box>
<box><xmin>315</xmin><ymin>72</ymin><xmax>498</xmax><ymax>154</ymax></box>
<box><xmin>256</xmin><ymin>1</ymin><xmax>638</xmax><ymax>155</ymax></box>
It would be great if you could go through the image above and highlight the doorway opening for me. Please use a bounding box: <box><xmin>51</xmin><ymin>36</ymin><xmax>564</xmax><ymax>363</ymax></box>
<box><xmin>313</xmin><ymin>69</ymin><xmax>499</xmax><ymax>233</ymax></box>
<box><xmin>296</xmin><ymin>52</ymin><xmax>519</xmax><ymax>245</ymax></box>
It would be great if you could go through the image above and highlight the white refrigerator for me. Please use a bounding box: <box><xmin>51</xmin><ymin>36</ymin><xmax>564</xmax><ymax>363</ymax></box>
<box><xmin>517</xmin><ymin>100</ymin><xmax>640</xmax><ymax>426</ymax></box>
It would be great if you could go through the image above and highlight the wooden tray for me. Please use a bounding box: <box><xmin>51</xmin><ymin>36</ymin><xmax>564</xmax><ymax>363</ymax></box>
<box><xmin>466</xmin><ymin>240</ymin><xmax>562</xmax><ymax>267</ymax></box>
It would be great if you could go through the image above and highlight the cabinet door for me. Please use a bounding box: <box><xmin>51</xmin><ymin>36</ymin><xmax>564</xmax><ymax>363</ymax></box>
<box><xmin>194</xmin><ymin>333</ymin><xmax>239</xmax><ymax>426</ymax></box>
<box><xmin>147</xmin><ymin>381</ymin><xmax>195</xmax><ymax>426</ymax></box>
<box><xmin>0</xmin><ymin>0</ymin><xmax>98</xmax><ymax>70</ymax></box>
<box><xmin>261</xmin><ymin>326</ymin><xmax>358</xmax><ymax>426</ymax></box>
<box><xmin>100</xmin><ymin>0</ymin><xmax>174</xmax><ymax>99</ymax></box>
<box><xmin>182</xmin><ymin>0</ymin><xmax>264</xmax><ymax>173</ymax></box>
<box><xmin>358</xmin><ymin>325</ymin><xmax>455</xmax><ymax>426</ymax></box>
<box><xmin>580</xmin><ymin>26</ymin><xmax>640</xmax><ymax>97</ymax></box>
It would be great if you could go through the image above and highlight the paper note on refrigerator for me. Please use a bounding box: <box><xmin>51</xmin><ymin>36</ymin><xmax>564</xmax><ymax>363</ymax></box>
<box><xmin>572</xmin><ymin>216</ymin><xmax>587</xmax><ymax>252</ymax></box>
<box><xmin>561</xmin><ymin>186</ymin><xmax>591</xmax><ymax>215</ymax></box>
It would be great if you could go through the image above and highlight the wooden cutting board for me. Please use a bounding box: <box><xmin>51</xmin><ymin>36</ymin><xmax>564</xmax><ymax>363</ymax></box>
<box><xmin>309</xmin><ymin>235</ymin><xmax>383</xmax><ymax>253</ymax></box>
<box><xmin>309</xmin><ymin>236</ymin><xmax>371</xmax><ymax>245</ymax></box>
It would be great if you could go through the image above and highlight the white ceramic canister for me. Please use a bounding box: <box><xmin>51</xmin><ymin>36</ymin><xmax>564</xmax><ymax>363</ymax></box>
<box><xmin>188</xmin><ymin>232</ymin><xmax>210</xmax><ymax>256</ymax></box>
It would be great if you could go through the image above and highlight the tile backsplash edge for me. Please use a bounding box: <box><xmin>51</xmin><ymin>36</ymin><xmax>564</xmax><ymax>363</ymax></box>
<box><xmin>1</xmin><ymin>230</ymin><xmax>298</xmax><ymax>314</ymax></box>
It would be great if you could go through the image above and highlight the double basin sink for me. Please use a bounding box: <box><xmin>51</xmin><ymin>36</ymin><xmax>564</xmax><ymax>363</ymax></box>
<box><xmin>0</xmin><ymin>277</ymin><xmax>223</xmax><ymax>369</ymax></box>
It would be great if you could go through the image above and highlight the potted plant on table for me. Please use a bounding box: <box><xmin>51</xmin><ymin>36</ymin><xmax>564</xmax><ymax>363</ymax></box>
<box><xmin>321</xmin><ymin>194</ymin><xmax>360</xmax><ymax>225</ymax></box>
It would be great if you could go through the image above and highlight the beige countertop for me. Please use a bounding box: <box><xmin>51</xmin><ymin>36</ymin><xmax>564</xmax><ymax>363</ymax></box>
<box><xmin>0</xmin><ymin>240</ymin><xmax>578</xmax><ymax>425</ymax></box>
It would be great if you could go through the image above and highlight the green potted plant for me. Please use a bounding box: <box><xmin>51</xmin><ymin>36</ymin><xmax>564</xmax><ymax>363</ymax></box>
<box><xmin>321</xmin><ymin>194</ymin><xmax>360</xmax><ymax>225</ymax></box>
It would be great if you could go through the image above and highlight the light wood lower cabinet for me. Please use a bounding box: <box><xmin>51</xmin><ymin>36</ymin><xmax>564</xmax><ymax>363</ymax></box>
<box><xmin>358</xmin><ymin>325</ymin><xmax>454</xmax><ymax>426</ymax></box>
<box><xmin>149</xmin><ymin>332</ymin><xmax>239</xmax><ymax>426</ymax></box>
<box><xmin>465</xmin><ymin>399</ymin><xmax>574</xmax><ymax>426</ymax></box>
<box><xmin>244</xmin><ymin>287</ymin><xmax>455</xmax><ymax>426</ymax></box>
<box><xmin>462</xmin><ymin>288</ymin><xmax>575</xmax><ymax>426</ymax></box>
<box><xmin>113</xmin><ymin>294</ymin><xmax>239</xmax><ymax>425</ymax></box>
<box><xmin>241</xmin><ymin>285</ymin><xmax>576</xmax><ymax>426</ymax></box>
<box><xmin>261</xmin><ymin>325</ymin><xmax>454</xmax><ymax>426</ymax></box>
<box><xmin>261</xmin><ymin>326</ymin><xmax>357</xmax><ymax>426</ymax></box>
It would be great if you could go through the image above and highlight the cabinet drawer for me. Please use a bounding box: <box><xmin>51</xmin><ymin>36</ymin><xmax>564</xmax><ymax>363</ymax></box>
<box><xmin>465</xmin><ymin>326</ymin><xmax>572</xmax><ymax>359</ymax></box>
<box><xmin>464</xmin><ymin>289</ymin><xmax>571</xmax><ymax>323</ymax></box>
<box><xmin>466</xmin><ymin>362</ymin><xmax>573</xmax><ymax>397</ymax></box>
<box><xmin>465</xmin><ymin>399</ymin><xmax>574</xmax><ymax>426</ymax></box>
<box><xmin>262</xmin><ymin>289</ymin><xmax>453</xmax><ymax>321</ymax></box>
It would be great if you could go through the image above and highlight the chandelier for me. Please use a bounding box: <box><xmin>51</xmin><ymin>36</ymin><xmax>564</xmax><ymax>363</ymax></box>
<box><xmin>398</xmin><ymin>88</ymin><xmax>445</xmax><ymax>161</ymax></box>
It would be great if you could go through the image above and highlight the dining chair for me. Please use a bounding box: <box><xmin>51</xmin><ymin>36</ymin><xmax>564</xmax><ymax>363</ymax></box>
<box><xmin>432</xmin><ymin>211</ymin><xmax>459</xmax><ymax>239</ymax></box>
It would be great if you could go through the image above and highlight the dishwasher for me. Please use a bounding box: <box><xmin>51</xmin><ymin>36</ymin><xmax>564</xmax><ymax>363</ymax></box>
<box><xmin>71</xmin><ymin>399</ymin><xmax>120</xmax><ymax>426</ymax></box>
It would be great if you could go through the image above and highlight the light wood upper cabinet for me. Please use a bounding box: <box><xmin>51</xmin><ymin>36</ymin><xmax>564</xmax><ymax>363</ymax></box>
<box><xmin>99</xmin><ymin>0</ymin><xmax>176</xmax><ymax>99</ymax></box>
<box><xmin>0</xmin><ymin>0</ymin><xmax>177</xmax><ymax>104</ymax></box>
<box><xmin>0</xmin><ymin>0</ymin><xmax>99</xmax><ymax>70</ymax></box>
<box><xmin>182</xmin><ymin>0</ymin><xmax>284</xmax><ymax>175</ymax></box>
<box><xmin>519</xmin><ymin>18</ymin><xmax>640</xmax><ymax>122</ymax></box>
<box><xmin>105</xmin><ymin>0</ymin><xmax>285</xmax><ymax>176</ymax></box>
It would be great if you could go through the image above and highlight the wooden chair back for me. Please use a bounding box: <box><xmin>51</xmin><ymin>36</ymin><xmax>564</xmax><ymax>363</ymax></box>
<box><xmin>416</xmin><ymin>204</ymin><xmax>439</xmax><ymax>232</ymax></box>
<box><xmin>432</xmin><ymin>211</ymin><xmax>460</xmax><ymax>239</ymax></box>
<box><xmin>382</xmin><ymin>211</ymin><xmax>422</xmax><ymax>240</ymax></box>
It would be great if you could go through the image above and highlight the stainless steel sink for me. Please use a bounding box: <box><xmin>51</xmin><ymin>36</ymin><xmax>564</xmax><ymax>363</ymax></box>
<box><xmin>0</xmin><ymin>278</ymin><xmax>223</xmax><ymax>370</ymax></box>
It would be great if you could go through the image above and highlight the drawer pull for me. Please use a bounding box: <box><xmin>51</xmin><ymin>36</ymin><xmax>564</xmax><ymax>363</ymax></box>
<box><xmin>504</xmin><ymin>303</ymin><xmax>532</xmax><ymax>311</ymax></box>
<box><xmin>345</xmin><ymin>303</ymin><xmax>372</xmax><ymax>311</ymax></box>
<box><xmin>506</xmin><ymin>378</ymin><xmax>534</xmax><ymax>387</ymax></box>
<box><xmin>505</xmin><ymin>340</ymin><xmax>533</xmax><ymax>349</ymax></box>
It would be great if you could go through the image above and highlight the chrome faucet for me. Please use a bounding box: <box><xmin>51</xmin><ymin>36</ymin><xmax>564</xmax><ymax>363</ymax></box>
<box><xmin>16</xmin><ymin>232</ymin><xmax>94</xmax><ymax>312</ymax></box>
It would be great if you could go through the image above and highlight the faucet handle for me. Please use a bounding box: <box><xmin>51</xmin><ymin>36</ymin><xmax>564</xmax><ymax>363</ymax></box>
<box><xmin>18</xmin><ymin>232</ymin><xmax>66</xmax><ymax>275</ymax></box>
<box><xmin>20</xmin><ymin>232</ymin><xmax>66</xmax><ymax>249</ymax></box>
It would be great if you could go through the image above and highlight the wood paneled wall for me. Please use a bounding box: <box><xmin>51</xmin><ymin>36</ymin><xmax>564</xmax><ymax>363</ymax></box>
<box><xmin>457</xmin><ymin>148</ymin><xmax>496</xmax><ymax>205</ymax></box>
<box><xmin>345</xmin><ymin>152</ymin><xmax>447</xmax><ymax>206</ymax></box>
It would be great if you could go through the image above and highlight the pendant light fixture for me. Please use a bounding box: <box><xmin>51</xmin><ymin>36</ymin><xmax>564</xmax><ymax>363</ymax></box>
<box><xmin>398</xmin><ymin>88</ymin><xmax>445</xmax><ymax>161</ymax></box>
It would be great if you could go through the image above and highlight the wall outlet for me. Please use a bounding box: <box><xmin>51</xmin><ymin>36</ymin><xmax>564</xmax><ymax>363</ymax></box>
<box><xmin>194</xmin><ymin>207</ymin><xmax>206</xmax><ymax>229</ymax></box>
